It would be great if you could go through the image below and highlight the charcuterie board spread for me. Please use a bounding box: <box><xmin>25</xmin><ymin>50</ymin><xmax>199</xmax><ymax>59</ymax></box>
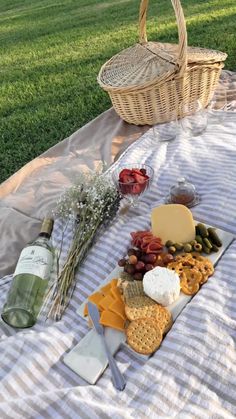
<box><xmin>64</xmin><ymin>203</ymin><xmax>234</xmax><ymax>383</ymax></box>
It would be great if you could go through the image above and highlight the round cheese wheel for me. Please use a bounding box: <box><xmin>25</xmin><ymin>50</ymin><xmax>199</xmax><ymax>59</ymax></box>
<box><xmin>143</xmin><ymin>266</ymin><xmax>180</xmax><ymax>306</ymax></box>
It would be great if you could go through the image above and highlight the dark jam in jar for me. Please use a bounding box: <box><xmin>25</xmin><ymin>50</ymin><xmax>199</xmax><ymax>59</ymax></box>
<box><xmin>170</xmin><ymin>178</ymin><xmax>196</xmax><ymax>206</ymax></box>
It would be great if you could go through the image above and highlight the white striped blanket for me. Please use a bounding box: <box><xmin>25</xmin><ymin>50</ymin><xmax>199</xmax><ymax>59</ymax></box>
<box><xmin>1</xmin><ymin>111</ymin><xmax>236</xmax><ymax>418</ymax></box>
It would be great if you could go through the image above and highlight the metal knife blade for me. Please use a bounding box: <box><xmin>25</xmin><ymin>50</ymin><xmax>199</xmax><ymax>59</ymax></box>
<box><xmin>87</xmin><ymin>301</ymin><xmax>126</xmax><ymax>390</ymax></box>
<box><xmin>87</xmin><ymin>301</ymin><xmax>104</xmax><ymax>336</ymax></box>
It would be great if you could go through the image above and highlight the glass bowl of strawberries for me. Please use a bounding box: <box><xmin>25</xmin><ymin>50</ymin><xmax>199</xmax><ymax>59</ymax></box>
<box><xmin>112</xmin><ymin>164</ymin><xmax>154</xmax><ymax>207</ymax></box>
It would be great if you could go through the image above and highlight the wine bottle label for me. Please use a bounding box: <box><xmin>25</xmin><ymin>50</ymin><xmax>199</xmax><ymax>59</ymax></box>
<box><xmin>14</xmin><ymin>246</ymin><xmax>53</xmax><ymax>280</ymax></box>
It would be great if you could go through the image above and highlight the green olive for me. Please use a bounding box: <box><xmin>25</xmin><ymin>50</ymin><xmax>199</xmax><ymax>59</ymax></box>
<box><xmin>174</xmin><ymin>242</ymin><xmax>184</xmax><ymax>251</ymax></box>
<box><xmin>195</xmin><ymin>235</ymin><xmax>203</xmax><ymax>245</ymax></box>
<box><xmin>193</xmin><ymin>243</ymin><xmax>202</xmax><ymax>252</ymax></box>
<box><xmin>183</xmin><ymin>243</ymin><xmax>192</xmax><ymax>253</ymax></box>
<box><xmin>165</xmin><ymin>240</ymin><xmax>174</xmax><ymax>248</ymax></box>
<box><xmin>168</xmin><ymin>246</ymin><xmax>176</xmax><ymax>254</ymax></box>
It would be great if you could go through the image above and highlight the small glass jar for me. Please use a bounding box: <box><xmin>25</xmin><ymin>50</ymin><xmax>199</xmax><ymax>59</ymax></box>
<box><xmin>169</xmin><ymin>178</ymin><xmax>198</xmax><ymax>207</ymax></box>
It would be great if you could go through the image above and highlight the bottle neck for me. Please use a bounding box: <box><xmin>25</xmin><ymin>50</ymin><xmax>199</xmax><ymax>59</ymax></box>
<box><xmin>39</xmin><ymin>232</ymin><xmax>50</xmax><ymax>239</ymax></box>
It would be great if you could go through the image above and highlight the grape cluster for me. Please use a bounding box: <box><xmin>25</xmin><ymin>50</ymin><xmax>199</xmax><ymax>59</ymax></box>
<box><xmin>118</xmin><ymin>248</ymin><xmax>174</xmax><ymax>280</ymax></box>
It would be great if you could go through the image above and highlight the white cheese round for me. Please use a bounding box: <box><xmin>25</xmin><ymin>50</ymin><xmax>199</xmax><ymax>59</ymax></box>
<box><xmin>143</xmin><ymin>266</ymin><xmax>180</xmax><ymax>306</ymax></box>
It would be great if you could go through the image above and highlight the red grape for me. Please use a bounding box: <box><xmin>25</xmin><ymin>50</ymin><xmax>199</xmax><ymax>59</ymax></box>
<box><xmin>135</xmin><ymin>261</ymin><xmax>145</xmax><ymax>271</ymax></box>
<box><xmin>127</xmin><ymin>248</ymin><xmax>136</xmax><ymax>256</ymax></box>
<box><xmin>129</xmin><ymin>254</ymin><xmax>138</xmax><ymax>265</ymax></box>
<box><xmin>126</xmin><ymin>264</ymin><xmax>136</xmax><ymax>275</ymax></box>
<box><xmin>145</xmin><ymin>254</ymin><xmax>157</xmax><ymax>263</ymax></box>
<box><xmin>135</xmin><ymin>250</ymin><xmax>142</xmax><ymax>259</ymax></box>
<box><xmin>145</xmin><ymin>264</ymin><xmax>154</xmax><ymax>271</ymax></box>
<box><xmin>118</xmin><ymin>258</ymin><xmax>127</xmax><ymax>267</ymax></box>
<box><xmin>140</xmin><ymin>254</ymin><xmax>147</xmax><ymax>262</ymax></box>
<box><xmin>163</xmin><ymin>253</ymin><xmax>174</xmax><ymax>265</ymax></box>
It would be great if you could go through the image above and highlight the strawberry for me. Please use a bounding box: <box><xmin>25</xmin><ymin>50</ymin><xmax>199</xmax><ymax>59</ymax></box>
<box><xmin>131</xmin><ymin>184</ymin><xmax>142</xmax><ymax>195</ymax></box>
<box><xmin>119</xmin><ymin>169</ymin><xmax>132</xmax><ymax>181</ymax></box>
<box><xmin>131</xmin><ymin>169</ymin><xmax>144</xmax><ymax>176</ymax></box>
<box><xmin>118</xmin><ymin>167</ymin><xmax>150</xmax><ymax>195</ymax></box>
<box><xmin>133</xmin><ymin>172</ymin><xmax>149</xmax><ymax>184</ymax></box>
<box><xmin>121</xmin><ymin>174</ymin><xmax>135</xmax><ymax>184</ymax></box>
<box><xmin>140</xmin><ymin>168</ymin><xmax>147</xmax><ymax>175</ymax></box>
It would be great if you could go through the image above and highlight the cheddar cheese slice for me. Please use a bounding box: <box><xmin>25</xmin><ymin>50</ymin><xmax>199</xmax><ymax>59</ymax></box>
<box><xmin>99</xmin><ymin>294</ymin><xmax>115</xmax><ymax>311</ymax></box>
<box><xmin>84</xmin><ymin>292</ymin><xmax>104</xmax><ymax>316</ymax></box>
<box><xmin>100</xmin><ymin>310</ymin><xmax>125</xmax><ymax>331</ymax></box>
<box><xmin>109</xmin><ymin>299</ymin><xmax>126</xmax><ymax>320</ymax></box>
<box><xmin>88</xmin><ymin>291</ymin><xmax>104</xmax><ymax>304</ymax></box>
<box><xmin>110</xmin><ymin>278</ymin><xmax>118</xmax><ymax>288</ymax></box>
<box><xmin>151</xmin><ymin>204</ymin><xmax>195</xmax><ymax>244</ymax></box>
<box><xmin>111</xmin><ymin>286</ymin><xmax>122</xmax><ymax>302</ymax></box>
<box><xmin>100</xmin><ymin>283</ymin><xmax>111</xmax><ymax>296</ymax></box>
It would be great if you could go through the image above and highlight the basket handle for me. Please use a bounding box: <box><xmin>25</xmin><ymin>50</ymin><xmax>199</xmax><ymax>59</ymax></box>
<box><xmin>139</xmin><ymin>0</ymin><xmax>187</xmax><ymax>76</ymax></box>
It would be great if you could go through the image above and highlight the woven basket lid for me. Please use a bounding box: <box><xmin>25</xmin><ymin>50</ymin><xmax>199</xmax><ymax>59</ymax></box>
<box><xmin>98</xmin><ymin>43</ymin><xmax>178</xmax><ymax>90</ymax></box>
<box><xmin>98</xmin><ymin>41</ymin><xmax>227</xmax><ymax>91</ymax></box>
<box><xmin>153</xmin><ymin>42</ymin><xmax>227</xmax><ymax>64</ymax></box>
<box><xmin>98</xmin><ymin>0</ymin><xmax>227</xmax><ymax>92</ymax></box>
<box><xmin>98</xmin><ymin>0</ymin><xmax>189</xmax><ymax>92</ymax></box>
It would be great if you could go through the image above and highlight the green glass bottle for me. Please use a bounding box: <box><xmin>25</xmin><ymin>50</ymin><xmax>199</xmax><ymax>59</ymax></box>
<box><xmin>1</xmin><ymin>218</ymin><xmax>54</xmax><ymax>328</ymax></box>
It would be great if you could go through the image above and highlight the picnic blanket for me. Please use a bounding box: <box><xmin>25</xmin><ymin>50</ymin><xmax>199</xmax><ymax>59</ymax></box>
<box><xmin>1</xmin><ymin>108</ymin><xmax>236</xmax><ymax>417</ymax></box>
<box><xmin>0</xmin><ymin>70</ymin><xmax>236</xmax><ymax>279</ymax></box>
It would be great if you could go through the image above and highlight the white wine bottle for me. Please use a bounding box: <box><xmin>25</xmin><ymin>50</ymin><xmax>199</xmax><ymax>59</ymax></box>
<box><xmin>1</xmin><ymin>218</ymin><xmax>54</xmax><ymax>328</ymax></box>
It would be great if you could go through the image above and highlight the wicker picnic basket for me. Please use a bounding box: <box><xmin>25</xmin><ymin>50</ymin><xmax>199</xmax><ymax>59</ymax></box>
<box><xmin>97</xmin><ymin>0</ymin><xmax>227</xmax><ymax>125</ymax></box>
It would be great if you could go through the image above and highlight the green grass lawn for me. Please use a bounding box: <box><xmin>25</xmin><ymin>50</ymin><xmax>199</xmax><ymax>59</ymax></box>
<box><xmin>0</xmin><ymin>0</ymin><xmax>236</xmax><ymax>183</ymax></box>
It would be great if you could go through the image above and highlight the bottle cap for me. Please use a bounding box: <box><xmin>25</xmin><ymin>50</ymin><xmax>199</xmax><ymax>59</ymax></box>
<box><xmin>40</xmin><ymin>218</ymin><xmax>54</xmax><ymax>236</ymax></box>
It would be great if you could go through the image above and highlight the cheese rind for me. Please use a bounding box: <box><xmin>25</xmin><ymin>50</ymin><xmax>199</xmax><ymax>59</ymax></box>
<box><xmin>143</xmin><ymin>266</ymin><xmax>180</xmax><ymax>306</ymax></box>
<box><xmin>151</xmin><ymin>204</ymin><xmax>195</xmax><ymax>244</ymax></box>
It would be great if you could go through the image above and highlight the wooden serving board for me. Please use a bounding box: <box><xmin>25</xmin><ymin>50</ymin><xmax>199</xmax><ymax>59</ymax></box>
<box><xmin>64</xmin><ymin>223</ymin><xmax>234</xmax><ymax>384</ymax></box>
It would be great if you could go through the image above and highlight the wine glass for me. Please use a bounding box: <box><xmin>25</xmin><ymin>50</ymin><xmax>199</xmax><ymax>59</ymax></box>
<box><xmin>112</xmin><ymin>163</ymin><xmax>154</xmax><ymax>209</ymax></box>
<box><xmin>152</xmin><ymin>109</ymin><xmax>179</xmax><ymax>142</ymax></box>
<box><xmin>208</xmin><ymin>87</ymin><xmax>227</xmax><ymax>122</ymax></box>
<box><xmin>180</xmin><ymin>99</ymin><xmax>208</xmax><ymax>137</ymax></box>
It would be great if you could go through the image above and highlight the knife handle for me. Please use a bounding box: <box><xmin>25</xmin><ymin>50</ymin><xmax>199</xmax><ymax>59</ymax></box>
<box><xmin>103</xmin><ymin>338</ymin><xmax>126</xmax><ymax>391</ymax></box>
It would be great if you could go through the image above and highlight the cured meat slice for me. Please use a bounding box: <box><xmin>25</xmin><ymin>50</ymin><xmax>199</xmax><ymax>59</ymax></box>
<box><xmin>130</xmin><ymin>231</ymin><xmax>163</xmax><ymax>254</ymax></box>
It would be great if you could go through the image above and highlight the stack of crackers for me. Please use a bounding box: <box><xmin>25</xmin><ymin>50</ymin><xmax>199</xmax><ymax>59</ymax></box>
<box><xmin>120</xmin><ymin>252</ymin><xmax>214</xmax><ymax>355</ymax></box>
<box><xmin>167</xmin><ymin>252</ymin><xmax>214</xmax><ymax>295</ymax></box>
<box><xmin>84</xmin><ymin>252</ymin><xmax>214</xmax><ymax>356</ymax></box>
<box><xmin>120</xmin><ymin>281</ymin><xmax>173</xmax><ymax>355</ymax></box>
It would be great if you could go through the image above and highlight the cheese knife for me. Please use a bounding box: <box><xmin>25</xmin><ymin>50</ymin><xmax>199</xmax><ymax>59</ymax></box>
<box><xmin>87</xmin><ymin>301</ymin><xmax>126</xmax><ymax>391</ymax></box>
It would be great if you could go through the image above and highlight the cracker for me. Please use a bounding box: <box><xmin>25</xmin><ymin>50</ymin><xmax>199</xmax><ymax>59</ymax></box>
<box><xmin>163</xmin><ymin>315</ymin><xmax>173</xmax><ymax>334</ymax></box>
<box><xmin>125</xmin><ymin>295</ymin><xmax>157</xmax><ymax>321</ymax></box>
<box><xmin>156</xmin><ymin>306</ymin><xmax>173</xmax><ymax>334</ymax></box>
<box><xmin>122</xmin><ymin>281</ymin><xmax>145</xmax><ymax>302</ymax></box>
<box><xmin>125</xmin><ymin>295</ymin><xmax>173</xmax><ymax>334</ymax></box>
<box><xmin>126</xmin><ymin>318</ymin><xmax>163</xmax><ymax>355</ymax></box>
